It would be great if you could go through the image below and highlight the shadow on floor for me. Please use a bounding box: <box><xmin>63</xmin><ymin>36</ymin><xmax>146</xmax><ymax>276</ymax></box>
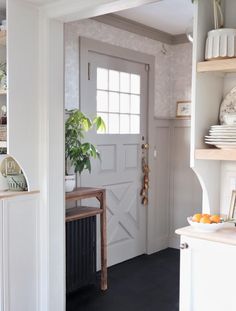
<box><xmin>67</xmin><ymin>248</ymin><xmax>180</xmax><ymax>311</ymax></box>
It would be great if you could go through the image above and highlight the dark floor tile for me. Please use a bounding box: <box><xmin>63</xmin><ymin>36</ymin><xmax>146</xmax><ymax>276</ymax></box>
<box><xmin>67</xmin><ymin>248</ymin><xmax>180</xmax><ymax>311</ymax></box>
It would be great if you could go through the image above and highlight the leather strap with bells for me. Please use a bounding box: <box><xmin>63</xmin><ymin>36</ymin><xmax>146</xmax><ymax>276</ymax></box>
<box><xmin>140</xmin><ymin>143</ymin><xmax>150</xmax><ymax>206</ymax></box>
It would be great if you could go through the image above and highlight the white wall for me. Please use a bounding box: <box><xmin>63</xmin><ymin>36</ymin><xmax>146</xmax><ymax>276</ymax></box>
<box><xmin>8</xmin><ymin>0</ymin><xmax>39</xmax><ymax>190</ymax></box>
<box><xmin>65</xmin><ymin>18</ymin><xmax>192</xmax><ymax>118</ymax></box>
<box><xmin>154</xmin><ymin>119</ymin><xmax>202</xmax><ymax>249</ymax></box>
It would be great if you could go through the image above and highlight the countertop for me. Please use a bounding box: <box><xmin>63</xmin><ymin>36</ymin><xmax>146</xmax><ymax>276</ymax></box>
<box><xmin>176</xmin><ymin>225</ymin><xmax>236</xmax><ymax>246</ymax></box>
<box><xmin>0</xmin><ymin>190</ymin><xmax>39</xmax><ymax>199</ymax></box>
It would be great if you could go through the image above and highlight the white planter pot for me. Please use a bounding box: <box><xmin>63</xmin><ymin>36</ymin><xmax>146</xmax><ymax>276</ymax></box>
<box><xmin>205</xmin><ymin>28</ymin><xmax>236</xmax><ymax>60</ymax></box>
<box><xmin>65</xmin><ymin>174</ymin><xmax>76</xmax><ymax>192</ymax></box>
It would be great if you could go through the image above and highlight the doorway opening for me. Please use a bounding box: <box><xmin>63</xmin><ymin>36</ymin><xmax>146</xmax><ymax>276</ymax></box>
<box><xmin>64</xmin><ymin>0</ymin><xmax>201</xmax><ymax>309</ymax></box>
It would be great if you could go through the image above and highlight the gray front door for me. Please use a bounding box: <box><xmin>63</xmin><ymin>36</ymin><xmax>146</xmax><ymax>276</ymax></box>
<box><xmin>81</xmin><ymin>48</ymin><xmax>149</xmax><ymax>267</ymax></box>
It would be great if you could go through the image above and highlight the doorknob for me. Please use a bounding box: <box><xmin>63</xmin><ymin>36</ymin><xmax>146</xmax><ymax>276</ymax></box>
<box><xmin>141</xmin><ymin>143</ymin><xmax>149</xmax><ymax>150</ymax></box>
<box><xmin>180</xmin><ymin>243</ymin><xmax>189</xmax><ymax>250</ymax></box>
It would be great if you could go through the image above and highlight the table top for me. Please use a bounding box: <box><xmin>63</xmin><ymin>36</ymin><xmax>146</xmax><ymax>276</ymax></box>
<box><xmin>176</xmin><ymin>225</ymin><xmax>236</xmax><ymax>246</ymax></box>
<box><xmin>66</xmin><ymin>187</ymin><xmax>105</xmax><ymax>201</ymax></box>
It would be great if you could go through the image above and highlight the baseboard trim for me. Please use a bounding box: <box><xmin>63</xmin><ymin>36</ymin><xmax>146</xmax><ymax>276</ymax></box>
<box><xmin>168</xmin><ymin>235</ymin><xmax>180</xmax><ymax>249</ymax></box>
<box><xmin>147</xmin><ymin>235</ymin><xmax>169</xmax><ymax>255</ymax></box>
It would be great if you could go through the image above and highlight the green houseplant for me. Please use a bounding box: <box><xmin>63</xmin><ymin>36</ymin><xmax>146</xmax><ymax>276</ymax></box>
<box><xmin>65</xmin><ymin>109</ymin><xmax>105</xmax><ymax>192</ymax></box>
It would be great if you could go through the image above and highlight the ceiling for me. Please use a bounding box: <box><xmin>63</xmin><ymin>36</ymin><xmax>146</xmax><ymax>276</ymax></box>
<box><xmin>26</xmin><ymin>0</ymin><xmax>60</xmax><ymax>4</ymax></box>
<box><xmin>116</xmin><ymin>0</ymin><xmax>194</xmax><ymax>35</ymax></box>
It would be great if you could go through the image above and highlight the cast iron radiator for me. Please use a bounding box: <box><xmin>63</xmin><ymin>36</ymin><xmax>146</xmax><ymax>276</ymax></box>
<box><xmin>66</xmin><ymin>216</ymin><xmax>97</xmax><ymax>294</ymax></box>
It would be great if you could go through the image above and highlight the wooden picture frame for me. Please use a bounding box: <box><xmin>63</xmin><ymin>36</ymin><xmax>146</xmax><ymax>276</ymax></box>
<box><xmin>228</xmin><ymin>190</ymin><xmax>236</xmax><ymax>220</ymax></box>
<box><xmin>176</xmin><ymin>101</ymin><xmax>191</xmax><ymax>118</ymax></box>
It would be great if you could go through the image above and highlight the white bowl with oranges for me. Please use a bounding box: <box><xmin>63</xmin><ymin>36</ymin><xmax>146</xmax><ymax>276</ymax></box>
<box><xmin>187</xmin><ymin>214</ymin><xmax>226</xmax><ymax>232</ymax></box>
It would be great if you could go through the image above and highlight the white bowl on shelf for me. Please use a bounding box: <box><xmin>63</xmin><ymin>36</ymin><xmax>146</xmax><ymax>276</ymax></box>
<box><xmin>187</xmin><ymin>217</ymin><xmax>227</xmax><ymax>232</ymax></box>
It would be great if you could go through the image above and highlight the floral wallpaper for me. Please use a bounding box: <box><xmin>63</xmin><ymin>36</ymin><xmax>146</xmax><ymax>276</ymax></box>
<box><xmin>65</xmin><ymin>19</ymin><xmax>192</xmax><ymax>118</ymax></box>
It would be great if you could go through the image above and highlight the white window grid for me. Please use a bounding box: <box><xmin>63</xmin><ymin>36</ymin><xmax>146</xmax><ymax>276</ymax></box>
<box><xmin>96</xmin><ymin>68</ymin><xmax>141</xmax><ymax>134</ymax></box>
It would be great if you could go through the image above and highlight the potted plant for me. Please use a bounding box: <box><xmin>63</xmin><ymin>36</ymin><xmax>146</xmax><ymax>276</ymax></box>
<box><xmin>65</xmin><ymin>109</ymin><xmax>105</xmax><ymax>192</ymax></box>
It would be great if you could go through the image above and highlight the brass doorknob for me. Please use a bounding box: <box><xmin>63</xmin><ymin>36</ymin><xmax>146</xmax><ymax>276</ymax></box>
<box><xmin>141</xmin><ymin>143</ymin><xmax>149</xmax><ymax>150</ymax></box>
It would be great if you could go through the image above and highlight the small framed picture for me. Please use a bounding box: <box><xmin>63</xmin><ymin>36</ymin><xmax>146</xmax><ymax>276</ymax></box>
<box><xmin>176</xmin><ymin>101</ymin><xmax>191</xmax><ymax>118</ymax></box>
<box><xmin>228</xmin><ymin>190</ymin><xmax>236</xmax><ymax>220</ymax></box>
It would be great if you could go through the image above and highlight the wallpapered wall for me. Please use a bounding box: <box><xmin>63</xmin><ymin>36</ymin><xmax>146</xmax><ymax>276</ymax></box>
<box><xmin>65</xmin><ymin>18</ymin><xmax>192</xmax><ymax>119</ymax></box>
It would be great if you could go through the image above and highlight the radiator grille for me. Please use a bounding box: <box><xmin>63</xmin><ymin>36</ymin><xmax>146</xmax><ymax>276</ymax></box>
<box><xmin>66</xmin><ymin>216</ymin><xmax>96</xmax><ymax>294</ymax></box>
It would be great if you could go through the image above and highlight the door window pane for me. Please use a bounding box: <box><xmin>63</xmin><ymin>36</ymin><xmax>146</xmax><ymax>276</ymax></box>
<box><xmin>96</xmin><ymin>68</ymin><xmax>141</xmax><ymax>134</ymax></box>
<box><xmin>120</xmin><ymin>94</ymin><xmax>130</xmax><ymax>114</ymax></box>
<box><xmin>109</xmin><ymin>70</ymin><xmax>119</xmax><ymax>92</ymax></box>
<box><xmin>120</xmin><ymin>114</ymin><xmax>130</xmax><ymax>134</ymax></box>
<box><xmin>97</xmin><ymin>112</ymin><xmax>108</xmax><ymax>133</ymax></box>
<box><xmin>130</xmin><ymin>115</ymin><xmax>140</xmax><ymax>134</ymax></box>
<box><xmin>130</xmin><ymin>95</ymin><xmax>140</xmax><ymax>114</ymax></box>
<box><xmin>131</xmin><ymin>74</ymin><xmax>140</xmax><ymax>94</ymax></box>
<box><xmin>109</xmin><ymin>114</ymin><xmax>119</xmax><ymax>134</ymax></box>
<box><xmin>97</xmin><ymin>68</ymin><xmax>108</xmax><ymax>90</ymax></box>
<box><xmin>97</xmin><ymin>90</ymin><xmax>108</xmax><ymax>112</ymax></box>
<box><xmin>109</xmin><ymin>92</ymin><xmax>119</xmax><ymax>113</ymax></box>
<box><xmin>120</xmin><ymin>72</ymin><xmax>130</xmax><ymax>93</ymax></box>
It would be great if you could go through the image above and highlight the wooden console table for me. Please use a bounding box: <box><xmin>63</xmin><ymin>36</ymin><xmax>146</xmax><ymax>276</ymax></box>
<box><xmin>66</xmin><ymin>187</ymin><xmax>107</xmax><ymax>291</ymax></box>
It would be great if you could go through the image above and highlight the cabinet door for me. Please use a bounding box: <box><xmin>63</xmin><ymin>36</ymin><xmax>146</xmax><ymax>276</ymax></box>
<box><xmin>2</xmin><ymin>194</ymin><xmax>39</xmax><ymax>311</ymax></box>
<box><xmin>180</xmin><ymin>236</ymin><xmax>236</xmax><ymax>311</ymax></box>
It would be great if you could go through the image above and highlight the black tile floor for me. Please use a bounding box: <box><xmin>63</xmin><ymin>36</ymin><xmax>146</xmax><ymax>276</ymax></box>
<box><xmin>67</xmin><ymin>248</ymin><xmax>180</xmax><ymax>311</ymax></box>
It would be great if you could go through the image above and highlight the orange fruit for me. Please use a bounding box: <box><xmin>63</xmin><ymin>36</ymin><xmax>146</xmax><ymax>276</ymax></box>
<box><xmin>210</xmin><ymin>215</ymin><xmax>221</xmax><ymax>223</ymax></box>
<box><xmin>200</xmin><ymin>216</ymin><xmax>211</xmax><ymax>224</ymax></box>
<box><xmin>192</xmin><ymin>213</ymin><xmax>202</xmax><ymax>223</ymax></box>
<box><xmin>202</xmin><ymin>214</ymin><xmax>210</xmax><ymax>218</ymax></box>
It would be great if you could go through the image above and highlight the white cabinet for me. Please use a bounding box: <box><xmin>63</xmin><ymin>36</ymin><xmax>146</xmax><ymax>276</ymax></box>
<box><xmin>0</xmin><ymin>193</ymin><xmax>40</xmax><ymax>311</ymax></box>
<box><xmin>179</xmin><ymin>235</ymin><xmax>236</xmax><ymax>311</ymax></box>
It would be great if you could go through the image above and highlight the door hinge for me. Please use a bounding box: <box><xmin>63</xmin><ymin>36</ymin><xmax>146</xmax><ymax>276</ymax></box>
<box><xmin>88</xmin><ymin>62</ymin><xmax>91</xmax><ymax>80</ymax></box>
<box><xmin>145</xmin><ymin>64</ymin><xmax>150</xmax><ymax>72</ymax></box>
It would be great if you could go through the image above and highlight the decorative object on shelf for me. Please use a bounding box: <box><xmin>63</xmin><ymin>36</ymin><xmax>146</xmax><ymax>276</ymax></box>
<box><xmin>176</xmin><ymin>101</ymin><xmax>191</xmax><ymax>118</ymax></box>
<box><xmin>0</xmin><ymin>156</ymin><xmax>28</xmax><ymax>191</ymax></box>
<box><xmin>65</xmin><ymin>109</ymin><xmax>105</xmax><ymax>192</ymax></box>
<box><xmin>205</xmin><ymin>125</ymin><xmax>236</xmax><ymax>149</ymax></box>
<box><xmin>0</xmin><ymin>62</ymin><xmax>6</xmax><ymax>91</ymax></box>
<box><xmin>0</xmin><ymin>124</ymin><xmax>6</xmax><ymax>141</ymax></box>
<box><xmin>206</xmin><ymin>29</ymin><xmax>236</xmax><ymax>60</ymax></box>
<box><xmin>0</xmin><ymin>104</ymin><xmax>7</xmax><ymax>144</ymax></box>
<box><xmin>227</xmin><ymin>190</ymin><xmax>236</xmax><ymax>220</ymax></box>
<box><xmin>219</xmin><ymin>87</ymin><xmax>236</xmax><ymax>124</ymax></box>
<box><xmin>0</xmin><ymin>104</ymin><xmax>7</xmax><ymax>125</ymax></box>
<box><xmin>194</xmin><ymin>0</ymin><xmax>236</xmax><ymax>60</ymax></box>
<box><xmin>6</xmin><ymin>173</ymin><xmax>27</xmax><ymax>191</ymax></box>
<box><xmin>0</xmin><ymin>20</ymin><xmax>6</xmax><ymax>32</ymax></box>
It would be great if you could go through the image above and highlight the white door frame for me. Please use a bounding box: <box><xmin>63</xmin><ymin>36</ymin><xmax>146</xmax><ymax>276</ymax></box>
<box><xmin>37</xmin><ymin>1</ymin><xmax>157</xmax><ymax>311</ymax></box>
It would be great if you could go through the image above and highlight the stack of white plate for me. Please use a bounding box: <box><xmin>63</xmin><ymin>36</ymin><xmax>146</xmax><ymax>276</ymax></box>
<box><xmin>205</xmin><ymin>125</ymin><xmax>236</xmax><ymax>149</ymax></box>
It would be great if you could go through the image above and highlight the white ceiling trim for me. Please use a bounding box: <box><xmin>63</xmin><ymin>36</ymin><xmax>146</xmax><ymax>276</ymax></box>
<box><xmin>93</xmin><ymin>14</ymin><xmax>188</xmax><ymax>45</ymax></box>
<box><xmin>39</xmin><ymin>0</ymin><xmax>159</xmax><ymax>22</ymax></box>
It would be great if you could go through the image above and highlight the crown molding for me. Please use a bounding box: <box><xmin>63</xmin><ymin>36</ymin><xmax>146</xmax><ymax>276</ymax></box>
<box><xmin>92</xmin><ymin>13</ymin><xmax>189</xmax><ymax>45</ymax></box>
<box><xmin>40</xmin><ymin>0</ymin><xmax>159</xmax><ymax>22</ymax></box>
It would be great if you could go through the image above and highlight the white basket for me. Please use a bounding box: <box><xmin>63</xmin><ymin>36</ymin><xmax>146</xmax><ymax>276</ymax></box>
<box><xmin>205</xmin><ymin>28</ymin><xmax>236</xmax><ymax>60</ymax></box>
